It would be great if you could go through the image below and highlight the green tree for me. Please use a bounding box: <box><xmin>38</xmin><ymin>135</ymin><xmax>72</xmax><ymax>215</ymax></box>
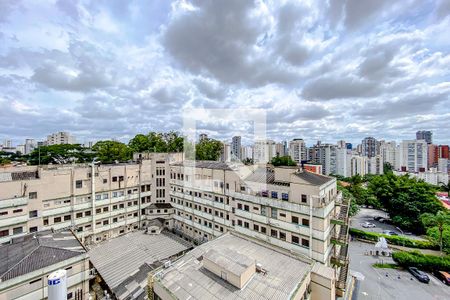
<box><xmin>195</xmin><ymin>139</ymin><xmax>223</xmax><ymax>161</ymax></box>
<box><xmin>128</xmin><ymin>134</ymin><xmax>151</xmax><ymax>152</ymax></box>
<box><xmin>128</xmin><ymin>131</ymin><xmax>184</xmax><ymax>153</ymax></box>
<box><xmin>421</xmin><ymin>211</ymin><xmax>450</xmax><ymax>253</ymax></box>
<box><xmin>92</xmin><ymin>141</ymin><xmax>131</xmax><ymax>164</ymax></box>
<box><xmin>27</xmin><ymin>144</ymin><xmax>94</xmax><ymax>165</ymax></box>
<box><xmin>427</xmin><ymin>225</ymin><xmax>450</xmax><ymax>254</ymax></box>
<box><xmin>270</xmin><ymin>155</ymin><xmax>297</xmax><ymax>166</ymax></box>
<box><xmin>439</xmin><ymin>181</ymin><xmax>450</xmax><ymax>193</ymax></box>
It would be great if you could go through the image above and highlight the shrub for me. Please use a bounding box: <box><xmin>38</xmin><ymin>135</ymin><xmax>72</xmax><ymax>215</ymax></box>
<box><xmin>349</xmin><ymin>228</ymin><xmax>438</xmax><ymax>250</ymax></box>
<box><xmin>392</xmin><ymin>251</ymin><xmax>450</xmax><ymax>272</ymax></box>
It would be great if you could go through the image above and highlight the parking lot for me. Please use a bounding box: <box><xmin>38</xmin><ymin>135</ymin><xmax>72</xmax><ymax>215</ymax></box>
<box><xmin>349</xmin><ymin>240</ymin><xmax>450</xmax><ymax>299</ymax></box>
<box><xmin>351</xmin><ymin>207</ymin><xmax>424</xmax><ymax>240</ymax></box>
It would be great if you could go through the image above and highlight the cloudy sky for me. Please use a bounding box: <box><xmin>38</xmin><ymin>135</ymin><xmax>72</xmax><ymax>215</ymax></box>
<box><xmin>1</xmin><ymin>0</ymin><xmax>450</xmax><ymax>146</ymax></box>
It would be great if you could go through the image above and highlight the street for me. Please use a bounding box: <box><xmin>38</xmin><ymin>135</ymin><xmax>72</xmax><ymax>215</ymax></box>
<box><xmin>352</xmin><ymin>208</ymin><xmax>424</xmax><ymax>240</ymax></box>
<box><xmin>348</xmin><ymin>240</ymin><xmax>450</xmax><ymax>300</ymax></box>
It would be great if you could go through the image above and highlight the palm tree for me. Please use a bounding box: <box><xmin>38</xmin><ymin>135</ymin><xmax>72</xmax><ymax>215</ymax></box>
<box><xmin>439</xmin><ymin>181</ymin><xmax>450</xmax><ymax>193</ymax></box>
<box><xmin>421</xmin><ymin>211</ymin><xmax>450</xmax><ymax>253</ymax></box>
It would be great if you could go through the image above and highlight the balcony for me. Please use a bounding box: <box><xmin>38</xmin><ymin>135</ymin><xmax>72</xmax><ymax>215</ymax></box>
<box><xmin>0</xmin><ymin>196</ymin><xmax>28</xmax><ymax>209</ymax></box>
<box><xmin>330</xmin><ymin>201</ymin><xmax>349</xmax><ymax>226</ymax></box>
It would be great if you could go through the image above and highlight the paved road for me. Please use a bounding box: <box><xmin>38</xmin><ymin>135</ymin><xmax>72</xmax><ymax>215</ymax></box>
<box><xmin>349</xmin><ymin>240</ymin><xmax>450</xmax><ymax>300</ymax></box>
<box><xmin>352</xmin><ymin>208</ymin><xmax>424</xmax><ymax>240</ymax></box>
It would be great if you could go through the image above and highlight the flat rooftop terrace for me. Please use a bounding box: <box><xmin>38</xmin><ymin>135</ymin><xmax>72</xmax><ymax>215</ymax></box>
<box><xmin>154</xmin><ymin>232</ymin><xmax>313</xmax><ymax>300</ymax></box>
<box><xmin>88</xmin><ymin>230</ymin><xmax>192</xmax><ymax>299</ymax></box>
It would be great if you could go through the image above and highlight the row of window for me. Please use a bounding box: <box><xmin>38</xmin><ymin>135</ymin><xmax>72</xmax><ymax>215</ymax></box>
<box><xmin>235</xmin><ymin>203</ymin><xmax>309</xmax><ymax>226</ymax></box>
<box><xmin>236</xmin><ymin>219</ymin><xmax>310</xmax><ymax>248</ymax></box>
<box><xmin>171</xmin><ymin>186</ymin><xmax>229</xmax><ymax>204</ymax></box>
<box><xmin>171</xmin><ymin>197</ymin><xmax>229</xmax><ymax>220</ymax></box>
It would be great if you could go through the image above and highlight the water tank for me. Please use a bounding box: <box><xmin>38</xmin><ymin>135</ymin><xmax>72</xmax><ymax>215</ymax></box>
<box><xmin>48</xmin><ymin>269</ymin><xmax>67</xmax><ymax>300</ymax></box>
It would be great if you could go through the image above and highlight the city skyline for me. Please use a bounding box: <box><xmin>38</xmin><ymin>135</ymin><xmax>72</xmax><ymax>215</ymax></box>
<box><xmin>1</xmin><ymin>1</ymin><xmax>450</xmax><ymax>145</ymax></box>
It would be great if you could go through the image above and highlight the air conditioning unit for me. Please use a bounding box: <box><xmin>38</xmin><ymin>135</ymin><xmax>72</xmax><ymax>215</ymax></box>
<box><xmin>164</xmin><ymin>261</ymin><xmax>171</xmax><ymax>268</ymax></box>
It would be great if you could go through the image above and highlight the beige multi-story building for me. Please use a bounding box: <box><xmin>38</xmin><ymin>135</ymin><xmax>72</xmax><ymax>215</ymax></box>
<box><xmin>46</xmin><ymin>131</ymin><xmax>76</xmax><ymax>145</ymax></box>
<box><xmin>0</xmin><ymin>153</ymin><xmax>182</xmax><ymax>246</ymax></box>
<box><xmin>0</xmin><ymin>153</ymin><xmax>350</xmax><ymax>298</ymax></box>
<box><xmin>167</xmin><ymin>160</ymin><xmax>350</xmax><ymax>296</ymax></box>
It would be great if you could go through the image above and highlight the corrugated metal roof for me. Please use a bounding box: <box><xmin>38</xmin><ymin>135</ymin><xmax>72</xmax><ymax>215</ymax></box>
<box><xmin>171</xmin><ymin>161</ymin><xmax>232</xmax><ymax>170</ymax></box>
<box><xmin>0</xmin><ymin>230</ymin><xmax>85</xmax><ymax>282</ymax></box>
<box><xmin>295</xmin><ymin>171</ymin><xmax>333</xmax><ymax>185</ymax></box>
<box><xmin>88</xmin><ymin>230</ymin><xmax>192</xmax><ymax>298</ymax></box>
<box><xmin>157</xmin><ymin>232</ymin><xmax>312</xmax><ymax>300</ymax></box>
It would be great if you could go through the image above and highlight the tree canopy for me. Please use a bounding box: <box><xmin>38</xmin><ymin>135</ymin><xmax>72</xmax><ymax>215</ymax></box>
<box><xmin>195</xmin><ymin>139</ymin><xmax>223</xmax><ymax>161</ymax></box>
<box><xmin>270</xmin><ymin>155</ymin><xmax>297</xmax><ymax>166</ymax></box>
<box><xmin>27</xmin><ymin>144</ymin><xmax>94</xmax><ymax>165</ymax></box>
<box><xmin>128</xmin><ymin>131</ymin><xmax>184</xmax><ymax>153</ymax></box>
<box><xmin>92</xmin><ymin>141</ymin><xmax>131</xmax><ymax>164</ymax></box>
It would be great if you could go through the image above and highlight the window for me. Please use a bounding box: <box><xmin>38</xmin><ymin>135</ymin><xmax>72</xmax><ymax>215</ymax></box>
<box><xmin>244</xmin><ymin>222</ymin><xmax>249</xmax><ymax>228</ymax></box>
<box><xmin>67</xmin><ymin>292</ymin><xmax>73</xmax><ymax>299</ymax></box>
<box><xmin>292</xmin><ymin>235</ymin><xmax>300</xmax><ymax>245</ymax></box>
<box><xmin>13</xmin><ymin>209</ymin><xmax>23</xmax><ymax>213</ymax></box>
<box><xmin>280</xmin><ymin>213</ymin><xmax>286</xmax><ymax>218</ymax></box>
<box><xmin>292</xmin><ymin>216</ymin><xmax>299</xmax><ymax>224</ymax></box>
<box><xmin>302</xmin><ymin>219</ymin><xmax>310</xmax><ymax>227</ymax></box>
<box><xmin>103</xmin><ymin>220</ymin><xmax>109</xmax><ymax>225</ymax></box>
<box><xmin>103</xmin><ymin>179</ymin><xmax>107</xmax><ymax>184</ymax></box>
<box><xmin>301</xmin><ymin>194</ymin><xmax>307</xmax><ymax>203</ymax></box>
<box><xmin>271</xmin><ymin>191</ymin><xmax>278</xmax><ymax>198</ymax></box>
<box><xmin>282</xmin><ymin>193</ymin><xmax>289</xmax><ymax>201</ymax></box>
<box><xmin>112</xmin><ymin>176</ymin><xmax>118</xmax><ymax>182</ymax></box>
<box><xmin>85</xmin><ymin>211</ymin><xmax>91</xmax><ymax>216</ymax></box>
<box><xmin>119</xmin><ymin>176</ymin><xmax>124</xmax><ymax>181</ymax></box>
<box><xmin>0</xmin><ymin>230</ymin><xmax>9</xmax><ymax>237</ymax></box>
<box><xmin>301</xmin><ymin>238</ymin><xmax>310</xmax><ymax>248</ymax></box>
<box><xmin>95</xmin><ymin>194</ymin><xmax>101</xmax><ymax>201</ymax></box>
<box><xmin>113</xmin><ymin>191</ymin><xmax>118</xmax><ymax>198</ymax></box>
<box><xmin>271</xmin><ymin>207</ymin><xmax>278</xmax><ymax>219</ymax></box>
<box><xmin>30</xmin><ymin>226</ymin><xmax>38</xmax><ymax>233</ymax></box>
<box><xmin>76</xmin><ymin>180</ymin><xmax>82</xmax><ymax>188</ymax></box>
<box><xmin>29</xmin><ymin>192</ymin><xmax>37</xmax><ymax>199</ymax></box>
<box><xmin>64</xmin><ymin>215</ymin><xmax>71</xmax><ymax>221</ymax></box>
<box><xmin>54</xmin><ymin>217</ymin><xmax>62</xmax><ymax>223</ymax></box>
<box><xmin>244</xmin><ymin>205</ymin><xmax>249</xmax><ymax>211</ymax></box>
<box><xmin>254</xmin><ymin>224</ymin><xmax>259</xmax><ymax>231</ymax></box>
<box><xmin>29</xmin><ymin>210</ymin><xmax>38</xmax><ymax>218</ymax></box>
<box><xmin>237</xmin><ymin>203</ymin><xmax>242</xmax><ymax>210</ymax></box>
<box><xmin>271</xmin><ymin>229</ymin><xmax>277</xmax><ymax>238</ymax></box>
<box><xmin>76</xmin><ymin>212</ymin><xmax>83</xmax><ymax>218</ymax></box>
<box><xmin>237</xmin><ymin>220</ymin><xmax>242</xmax><ymax>226</ymax></box>
<box><xmin>261</xmin><ymin>226</ymin><xmax>266</xmax><ymax>234</ymax></box>
<box><xmin>43</xmin><ymin>218</ymin><xmax>49</xmax><ymax>226</ymax></box>
<box><xmin>0</xmin><ymin>211</ymin><xmax>8</xmax><ymax>216</ymax></box>
<box><xmin>96</xmin><ymin>208</ymin><xmax>101</xmax><ymax>214</ymax></box>
<box><xmin>13</xmin><ymin>227</ymin><xmax>23</xmax><ymax>235</ymax></box>
<box><xmin>279</xmin><ymin>231</ymin><xmax>286</xmax><ymax>241</ymax></box>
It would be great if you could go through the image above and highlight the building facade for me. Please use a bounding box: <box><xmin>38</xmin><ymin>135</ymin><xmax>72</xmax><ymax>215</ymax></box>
<box><xmin>46</xmin><ymin>132</ymin><xmax>76</xmax><ymax>145</ymax></box>
<box><xmin>289</xmin><ymin>139</ymin><xmax>307</xmax><ymax>164</ymax></box>
<box><xmin>399</xmin><ymin>140</ymin><xmax>428</xmax><ymax>172</ymax></box>
<box><xmin>416</xmin><ymin>130</ymin><xmax>432</xmax><ymax>144</ymax></box>
<box><xmin>231</xmin><ymin>136</ymin><xmax>241</xmax><ymax>161</ymax></box>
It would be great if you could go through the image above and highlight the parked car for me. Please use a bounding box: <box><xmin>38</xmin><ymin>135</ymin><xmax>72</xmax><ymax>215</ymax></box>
<box><xmin>382</xmin><ymin>230</ymin><xmax>398</xmax><ymax>236</ymax></box>
<box><xmin>361</xmin><ymin>222</ymin><xmax>376</xmax><ymax>228</ymax></box>
<box><xmin>373</xmin><ymin>216</ymin><xmax>383</xmax><ymax>221</ymax></box>
<box><xmin>433</xmin><ymin>270</ymin><xmax>450</xmax><ymax>285</ymax></box>
<box><xmin>408</xmin><ymin>267</ymin><xmax>430</xmax><ymax>283</ymax></box>
<box><xmin>379</xmin><ymin>218</ymin><xmax>393</xmax><ymax>224</ymax></box>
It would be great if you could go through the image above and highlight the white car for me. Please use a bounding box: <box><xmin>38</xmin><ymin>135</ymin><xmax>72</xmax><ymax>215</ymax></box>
<box><xmin>361</xmin><ymin>222</ymin><xmax>376</xmax><ymax>228</ymax></box>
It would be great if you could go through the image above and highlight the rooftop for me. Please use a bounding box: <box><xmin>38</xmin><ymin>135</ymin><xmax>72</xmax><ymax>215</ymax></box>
<box><xmin>0</xmin><ymin>230</ymin><xmax>85</xmax><ymax>282</ymax></box>
<box><xmin>294</xmin><ymin>170</ymin><xmax>334</xmax><ymax>186</ymax></box>
<box><xmin>88</xmin><ymin>230</ymin><xmax>192</xmax><ymax>299</ymax></box>
<box><xmin>171</xmin><ymin>160</ymin><xmax>232</xmax><ymax>170</ymax></box>
<box><xmin>155</xmin><ymin>232</ymin><xmax>312</xmax><ymax>300</ymax></box>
